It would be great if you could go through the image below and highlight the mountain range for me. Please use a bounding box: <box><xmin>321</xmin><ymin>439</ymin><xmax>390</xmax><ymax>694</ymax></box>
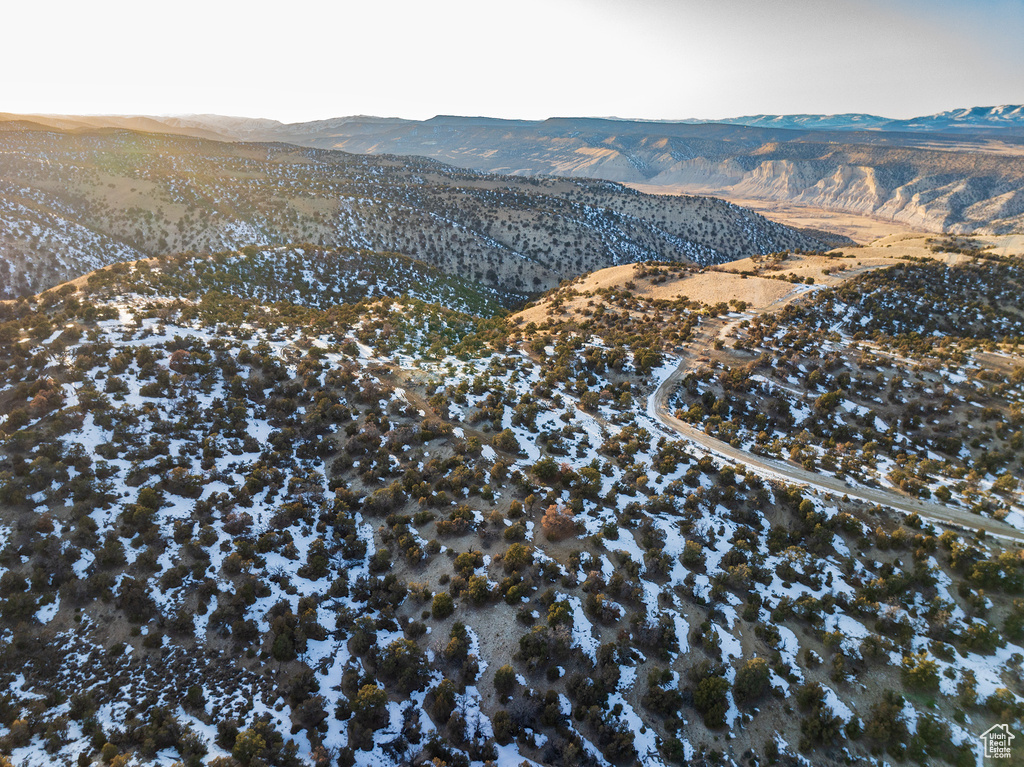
<box><xmin>687</xmin><ymin>104</ymin><xmax>1024</xmax><ymax>133</ymax></box>
<box><xmin>12</xmin><ymin>104</ymin><xmax>1022</xmax><ymax>140</ymax></box>
<box><xmin>5</xmin><ymin>105</ymin><xmax>1021</xmax><ymax>237</ymax></box>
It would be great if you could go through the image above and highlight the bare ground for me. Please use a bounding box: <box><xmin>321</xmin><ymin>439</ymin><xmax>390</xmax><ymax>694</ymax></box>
<box><xmin>517</xmin><ymin>233</ymin><xmax>1009</xmax><ymax>327</ymax></box>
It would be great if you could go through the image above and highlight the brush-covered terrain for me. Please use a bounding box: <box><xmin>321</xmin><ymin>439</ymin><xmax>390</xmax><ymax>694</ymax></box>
<box><xmin>0</xmin><ymin>125</ymin><xmax>827</xmax><ymax>300</ymax></box>
<box><xmin>35</xmin><ymin>110</ymin><xmax>1022</xmax><ymax>237</ymax></box>
<box><xmin>0</xmin><ymin>234</ymin><xmax>1022</xmax><ymax>767</ymax></box>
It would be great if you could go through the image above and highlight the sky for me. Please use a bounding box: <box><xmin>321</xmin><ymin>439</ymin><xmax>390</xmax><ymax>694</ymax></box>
<box><xmin>5</xmin><ymin>0</ymin><xmax>1023</xmax><ymax>122</ymax></box>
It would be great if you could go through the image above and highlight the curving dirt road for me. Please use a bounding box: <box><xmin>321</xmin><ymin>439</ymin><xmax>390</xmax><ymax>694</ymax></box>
<box><xmin>651</xmin><ymin>354</ymin><xmax>1024</xmax><ymax>545</ymax></box>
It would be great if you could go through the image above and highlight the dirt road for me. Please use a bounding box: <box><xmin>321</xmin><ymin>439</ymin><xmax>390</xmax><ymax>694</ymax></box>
<box><xmin>649</xmin><ymin>330</ymin><xmax>1024</xmax><ymax>545</ymax></box>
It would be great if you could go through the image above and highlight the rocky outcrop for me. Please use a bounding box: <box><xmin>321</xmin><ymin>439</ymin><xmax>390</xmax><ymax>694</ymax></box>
<box><xmin>654</xmin><ymin>155</ymin><xmax>1024</xmax><ymax>234</ymax></box>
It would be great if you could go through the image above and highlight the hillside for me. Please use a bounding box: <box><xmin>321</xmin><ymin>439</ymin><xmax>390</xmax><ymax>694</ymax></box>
<box><xmin>26</xmin><ymin>109</ymin><xmax>1024</xmax><ymax>237</ymax></box>
<box><xmin>0</xmin><ymin>125</ymin><xmax>825</xmax><ymax>300</ymax></box>
<box><xmin>521</xmin><ymin>233</ymin><xmax>1024</xmax><ymax>535</ymax></box>
<box><xmin>67</xmin><ymin>246</ymin><xmax>512</xmax><ymax>318</ymax></box>
<box><xmin>0</xmin><ymin>234</ymin><xmax>1021</xmax><ymax>767</ymax></box>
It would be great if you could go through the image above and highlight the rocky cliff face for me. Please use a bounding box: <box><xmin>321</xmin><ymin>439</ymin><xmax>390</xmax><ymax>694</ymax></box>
<box><xmin>652</xmin><ymin>151</ymin><xmax>1024</xmax><ymax>234</ymax></box>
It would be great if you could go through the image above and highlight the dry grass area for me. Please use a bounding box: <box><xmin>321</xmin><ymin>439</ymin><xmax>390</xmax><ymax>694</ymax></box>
<box><xmin>515</xmin><ymin>261</ymin><xmax>802</xmax><ymax>326</ymax></box>
<box><xmin>517</xmin><ymin>233</ymin><xmax>1022</xmax><ymax>326</ymax></box>
<box><xmin>982</xmin><ymin>233</ymin><xmax>1024</xmax><ymax>257</ymax></box>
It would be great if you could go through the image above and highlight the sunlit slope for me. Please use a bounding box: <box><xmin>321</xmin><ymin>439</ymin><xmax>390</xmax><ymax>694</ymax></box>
<box><xmin>0</xmin><ymin>125</ymin><xmax>826</xmax><ymax>299</ymax></box>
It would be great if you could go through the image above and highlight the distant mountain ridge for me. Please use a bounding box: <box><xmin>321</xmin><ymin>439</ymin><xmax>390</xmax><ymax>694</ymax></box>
<box><xmin>179</xmin><ymin>103</ymin><xmax>1024</xmax><ymax>139</ymax></box>
<box><xmin>693</xmin><ymin>104</ymin><xmax>1024</xmax><ymax>133</ymax></box>
<box><xmin>7</xmin><ymin>104</ymin><xmax>1023</xmax><ymax>144</ymax></box>
<box><xmin>169</xmin><ymin>103</ymin><xmax>1024</xmax><ymax>139</ymax></box>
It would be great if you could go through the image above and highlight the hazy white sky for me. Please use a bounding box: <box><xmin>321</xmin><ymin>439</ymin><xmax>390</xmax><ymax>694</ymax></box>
<box><xmin>6</xmin><ymin>0</ymin><xmax>1023</xmax><ymax>122</ymax></box>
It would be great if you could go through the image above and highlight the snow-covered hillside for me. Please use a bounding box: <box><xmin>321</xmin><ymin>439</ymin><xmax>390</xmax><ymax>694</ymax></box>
<box><xmin>0</xmin><ymin>251</ymin><xmax>1020</xmax><ymax>767</ymax></box>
